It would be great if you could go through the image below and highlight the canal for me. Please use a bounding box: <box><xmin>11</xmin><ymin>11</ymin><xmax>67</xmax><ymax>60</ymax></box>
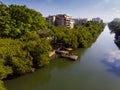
<box><xmin>5</xmin><ymin>25</ymin><xmax>120</xmax><ymax>90</ymax></box>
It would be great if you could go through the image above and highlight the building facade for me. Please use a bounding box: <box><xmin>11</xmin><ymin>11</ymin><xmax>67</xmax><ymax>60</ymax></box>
<box><xmin>79</xmin><ymin>18</ymin><xmax>88</xmax><ymax>24</ymax></box>
<box><xmin>46</xmin><ymin>14</ymin><xmax>74</xmax><ymax>29</ymax></box>
<box><xmin>46</xmin><ymin>15</ymin><xmax>56</xmax><ymax>25</ymax></box>
<box><xmin>73</xmin><ymin>18</ymin><xmax>88</xmax><ymax>25</ymax></box>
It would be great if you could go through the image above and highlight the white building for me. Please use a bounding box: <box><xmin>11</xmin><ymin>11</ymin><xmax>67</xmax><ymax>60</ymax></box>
<box><xmin>46</xmin><ymin>14</ymin><xmax>74</xmax><ymax>29</ymax></box>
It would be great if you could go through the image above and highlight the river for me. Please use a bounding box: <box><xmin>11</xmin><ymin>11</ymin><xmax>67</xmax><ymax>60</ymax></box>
<box><xmin>5</xmin><ymin>25</ymin><xmax>120</xmax><ymax>90</ymax></box>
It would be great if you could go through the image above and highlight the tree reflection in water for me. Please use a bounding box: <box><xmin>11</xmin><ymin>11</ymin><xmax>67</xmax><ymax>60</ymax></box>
<box><xmin>102</xmin><ymin>30</ymin><xmax>120</xmax><ymax>77</ymax></box>
<box><xmin>114</xmin><ymin>32</ymin><xmax>120</xmax><ymax>49</ymax></box>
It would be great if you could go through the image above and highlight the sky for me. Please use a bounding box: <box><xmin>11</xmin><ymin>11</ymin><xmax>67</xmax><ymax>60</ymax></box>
<box><xmin>1</xmin><ymin>0</ymin><xmax>120</xmax><ymax>22</ymax></box>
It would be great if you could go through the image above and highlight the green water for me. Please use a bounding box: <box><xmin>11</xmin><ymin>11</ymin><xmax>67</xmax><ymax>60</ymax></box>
<box><xmin>5</xmin><ymin>25</ymin><xmax>120</xmax><ymax>90</ymax></box>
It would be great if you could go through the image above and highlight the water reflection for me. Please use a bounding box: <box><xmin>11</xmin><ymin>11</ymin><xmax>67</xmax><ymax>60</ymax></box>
<box><xmin>114</xmin><ymin>32</ymin><xmax>120</xmax><ymax>49</ymax></box>
<box><xmin>108</xmin><ymin>23</ymin><xmax>120</xmax><ymax>49</ymax></box>
<box><xmin>102</xmin><ymin>50</ymin><xmax>120</xmax><ymax>77</ymax></box>
<box><xmin>5</xmin><ymin>59</ymin><xmax>73</xmax><ymax>90</ymax></box>
<box><xmin>102</xmin><ymin>26</ymin><xmax>120</xmax><ymax>76</ymax></box>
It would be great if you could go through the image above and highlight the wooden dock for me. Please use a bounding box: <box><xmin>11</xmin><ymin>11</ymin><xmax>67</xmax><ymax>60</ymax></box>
<box><xmin>49</xmin><ymin>48</ymin><xmax>78</xmax><ymax>61</ymax></box>
<box><xmin>55</xmin><ymin>50</ymin><xmax>69</xmax><ymax>55</ymax></box>
<box><xmin>66</xmin><ymin>48</ymin><xmax>73</xmax><ymax>51</ymax></box>
<box><xmin>49</xmin><ymin>50</ymin><xmax>56</xmax><ymax>57</ymax></box>
<box><xmin>61</xmin><ymin>54</ymin><xmax>78</xmax><ymax>61</ymax></box>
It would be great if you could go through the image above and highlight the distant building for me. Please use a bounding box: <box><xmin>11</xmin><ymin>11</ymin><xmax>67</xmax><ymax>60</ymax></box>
<box><xmin>79</xmin><ymin>18</ymin><xmax>88</xmax><ymax>24</ymax></box>
<box><xmin>46</xmin><ymin>15</ymin><xmax>56</xmax><ymax>25</ymax></box>
<box><xmin>73</xmin><ymin>18</ymin><xmax>88</xmax><ymax>25</ymax></box>
<box><xmin>113</xmin><ymin>18</ymin><xmax>120</xmax><ymax>22</ymax></box>
<box><xmin>92</xmin><ymin>17</ymin><xmax>103</xmax><ymax>23</ymax></box>
<box><xmin>73</xmin><ymin>19</ymin><xmax>79</xmax><ymax>24</ymax></box>
<box><xmin>46</xmin><ymin>14</ymin><xmax>74</xmax><ymax>29</ymax></box>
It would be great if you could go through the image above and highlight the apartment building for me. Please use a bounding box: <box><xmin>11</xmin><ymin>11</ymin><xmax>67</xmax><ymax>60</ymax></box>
<box><xmin>46</xmin><ymin>14</ymin><xmax>74</xmax><ymax>29</ymax></box>
<box><xmin>73</xmin><ymin>19</ymin><xmax>79</xmax><ymax>25</ymax></box>
<box><xmin>46</xmin><ymin>15</ymin><xmax>56</xmax><ymax>25</ymax></box>
<box><xmin>73</xmin><ymin>18</ymin><xmax>88</xmax><ymax>25</ymax></box>
<box><xmin>79</xmin><ymin>18</ymin><xmax>88</xmax><ymax>24</ymax></box>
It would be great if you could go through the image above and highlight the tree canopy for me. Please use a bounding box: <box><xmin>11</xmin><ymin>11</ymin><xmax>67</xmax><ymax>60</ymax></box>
<box><xmin>0</xmin><ymin>3</ymin><xmax>49</xmax><ymax>39</ymax></box>
<box><xmin>51</xmin><ymin>21</ymin><xmax>105</xmax><ymax>49</ymax></box>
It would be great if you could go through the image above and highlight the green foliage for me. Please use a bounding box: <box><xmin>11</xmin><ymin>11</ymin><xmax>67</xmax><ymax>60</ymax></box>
<box><xmin>51</xmin><ymin>21</ymin><xmax>105</xmax><ymax>48</ymax></box>
<box><xmin>0</xmin><ymin>3</ymin><xmax>49</xmax><ymax>39</ymax></box>
<box><xmin>0</xmin><ymin>39</ymin><xmax>33</xmax><ymax>75</ymax></box>
<box><xmin>10</xmin><ymin>57</ymin><xmax>33</xmax><ymax>74</ymax></box>
<box><xmin>0</xmin><ymin>80</ymin><xmax>7</xmax><ymax>90</ymax></box>
<box><xmin>108</xmin><ymin>21</ymin><xmax>120</xmax><ymax>42</ymax></box>
<box><xmin>0</xmin><ymin>2</ymin><xmax>52</xmax><ymax>90</ymax></box>
<box><xmin>0</xmin><ymin>2</ymin><xmax>52</xmax><ymax>73</ymax></box>
<box><xmin>24</xmin><ymin>36</ymin><xmax>52</xmax><ymax>67</ymax></box>
<box><xmin>0</xmin><ymin>59</ymin><xmax>12</xmax><ymax>80</ymax></box>
<box><xmin>108</xmin><ymin>21</ymin><xmax>120</xmax><ymax>33</ymax></box>
<box><xmin>0</xmin><ymin>37</ymin><xmax>52</xmax><ymax>75</ymax></box>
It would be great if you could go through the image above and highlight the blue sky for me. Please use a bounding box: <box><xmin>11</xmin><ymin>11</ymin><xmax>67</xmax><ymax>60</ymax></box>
<box><xmin>1</xmin><ymin>0</ymin><xmax>120</xmax><ymax>22</ymax></box>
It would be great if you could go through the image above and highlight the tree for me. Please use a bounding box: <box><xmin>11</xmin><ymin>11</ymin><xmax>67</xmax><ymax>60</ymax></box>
<box><xmin>24</xmin><ymin>36</ymin><xmax>52</xmax><ymax>68</ymax></box>
<box><xmin>0</xmin><ymin>80</ymin><xmax>7</xmax><ymax>90</ymax></box>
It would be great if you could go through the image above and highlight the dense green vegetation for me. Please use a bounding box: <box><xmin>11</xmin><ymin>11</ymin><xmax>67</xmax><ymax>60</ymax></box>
<box><xmin>108</xmin><ymin>21</ymin><xmax>120</xmax><ymax>33</ymax></box>
<box><xmin>0</xmin><ymin>3</ymin><xmax>49</xmax><ymax>39</ymax></box>
<box><xmin>108</xmin><ymin>21</ymin><xmax>120</xmax><ymax>49</ymax></box>
<box><xmin>0</xmin><ymin>3</ymin><xmax>52</xmax><ymax>90</ymax></box>
<box><xmin>51</xmin><ymin>21</ymin><xmax>105</xmax><ymax>49</ymax></box>
<box><xmin>108</xmin><ymin>21</ymin><xmax>120</xmax><ymax>38</ymax></box>
<box><xmin>0</xmin><ymin>2</ymin><xmax>105</xmax><ymax>90</ymax></box>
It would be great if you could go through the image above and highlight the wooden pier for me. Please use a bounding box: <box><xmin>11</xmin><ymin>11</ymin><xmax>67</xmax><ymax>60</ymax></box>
<box><xmin>49</xmin><ymin>50</ymin><xmax>56</xmax><ymax>57</ymax></box>
<box><xmin>55</xmin><ymin>50</ymin><xmax>69</xmax><ymax>55</ymax></box>
<box><xmin>49</xmin><ymin>48</ymin><xmax>78</xmax><ymax>61</ymax></box>
<box><xmin>61</xmin><ymin>54</ymin><xmax>78</xmax><ymax>61</ymax></box>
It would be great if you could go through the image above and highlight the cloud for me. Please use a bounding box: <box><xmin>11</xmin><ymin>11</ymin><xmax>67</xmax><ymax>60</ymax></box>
<box><xmin>112</xmin><ymin>8</ymin><xmax>120</xmax><ymax>13</ymax></box>
<box><xmin>93</xmin><ymin>0</ymin><xmax>118</xmax><ymax>9</ymax></box>
<box><xmin>93</xmin><ymin>0</ymin><xmax>110</xmax><ymax>9</ymax></box>
<box><xmin>102</xmin><ymin>50</ymin><xmax>120</xmax><ymax>76</ymax></box>
<box><xmin>104</xmin><ymin>50</ymin><xmax>120</xmax><ymax>67</ymax></box>
<box><xmin>93</xmin><ymin>2</ymin><xmax>104</xmax><ymax>8</ymax></box>
<box><xmin>99</xmin><ymin>7</ymin><xmax>120</xmax><ymax>22</ymax></box>
<box><xmin>103</xmin><ymin>50</ymin><xmax>120</xmax><ymax>75</ymax></box>
<box><xmin>104</xmin><ymin>0</ymin><xmax>120</xmax><ymax>4</ymax></box>
<box><xmin>104</xmin><ymin>0</ymin><xmax>111</xmax><ymax>3</ymax></box>
<box><xmin>106</xmin><ymin>51</ymin><xmax>120</xmax><ymax>61</ymax></box>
